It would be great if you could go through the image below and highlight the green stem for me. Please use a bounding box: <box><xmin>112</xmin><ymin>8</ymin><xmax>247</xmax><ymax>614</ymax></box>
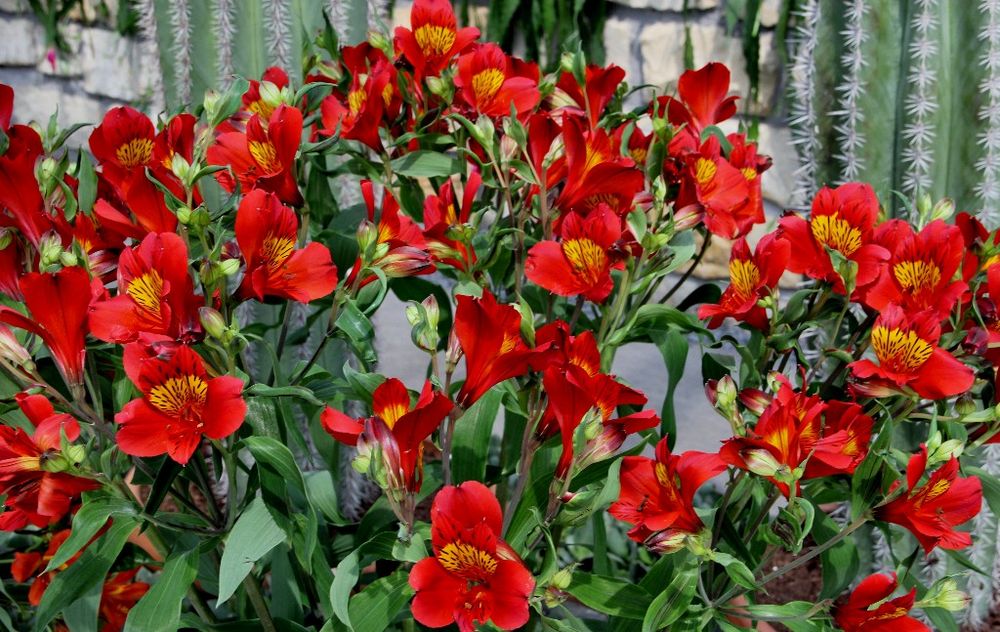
<box><xmin>660</xmin><ymin>233</ymin><xmax>711</xmax><ymax>304</ymax></box>
<box><xmin>243</xmin><ymin>573</ymin><xmax>277</xmax><ymax>632</ymax></box>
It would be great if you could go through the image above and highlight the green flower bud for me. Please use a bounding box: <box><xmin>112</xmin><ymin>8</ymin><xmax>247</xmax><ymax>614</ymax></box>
<box><xmin>918</xmin><ymin>578</ymin><xmax>970</xmax><ymax>612</ymax></box>
<box><xmin>218</xmin><ymin>259</ymin><xmax>241</xmax><ymax>277</ymax></box>
<box><xmin>199</xmin><ymin>307</ymin><xmax>229</xmax><ymax>342</ymax></box>
<box><xmin>743</xmin><ymin>449</ymin><xmax>782</xmax><ymax>478</ymax></box>
<box><xmin>176</xmin><ymin>206</ymin><xmax>192</xmax><ymax>225</ymax></box>
<box><xmin>64</xmin><ymin>444</ymin><xmax>86</xmax><ymax>466</ymax></box>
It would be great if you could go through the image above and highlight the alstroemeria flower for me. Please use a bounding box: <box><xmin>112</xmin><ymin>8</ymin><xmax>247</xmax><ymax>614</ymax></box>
<box><xmin>394</xmin><ymin>0</ymin><xmax>479</xmax><ymax>82</ymax></box>
<box><xmin>876</xmin><ymin>446</ymin><xmax>981</xmax><ymax>553</ymax></box>
<box><xmin>0</xmin><ymin>115</ymin><xmax>49</xmax><ymax>248</ymax></box>
<box><xmin>861</xmin><ymin>219</ymin><xmax>968</xmax><ymax>318</ymax></box>
<box><xmin>409</xmin><ymin>481</ymin><xmax>534</xmax><ymax>632</ymax></box>
<box><xmin>654</xmin><ymin>62</ymin><xmax>739</xmax><ymax>147</ymax></box>
<box><xmin>0</xmin><ymin>266</ymin><xmax>91</xmax><ymax>388</ymax></box>
<box><xmin>422</xmin><ymin>169</ymin><xmax>481</xmax><ymax>273</ymax></box>
<box><xmin>609</xmin><ymin>437</ymin><xmax>725</xmax><ymax>552</ymax></box>
<box><xmin>207</xmin><ymin>104</ymin><xmax>303</xmax><ymax>206</ymax></box>
<box><xmin>235</xmin><ymin>189</ymin><xmax>338</xmax><ymax>303</ymax></box>
<box><xmin>115</xmin><ymin>342</ymin><xmax>246</xmax><ymax>464</ymax></box>
<box><xmin>99</xmin><ymin>569</ymin><xmax>150</xmax><ymax>632</ymax></box>
<box><xmin>698</xmin><ymin>233</ymin><xmax>790</xmax><ymax>330</ymax></box>
<box><xmin>525</xmin><ymin>204</ymin><xmax>623</xmax><ymax>303</ymax></box>
<box><xmin>321</xmin><ymin>378</ymin><xmax>452</xmax><ymax>492</ymax></box>
<box><xmin>553</xmin><ymin>63</ymin><xmax>626</xmax><ymax>129</ymax></box>
<box><xmin>454</xmin><ymin>43</ymin><xmax>539</xmax><ymax>118</ymax></box>
<box><xmin>318</xmin><ymin>44</ymin><xmax>396</xmax><ymax>151</ymax></box>
<box><xmin>849</xmin><ymin>305</ymin><xmax>974</xmax><ymax>400</ymax></box>
<box><xmin>833</xmin><ymin>573</ymin><xmax>928</xmax><ymax>632</ymax></box>
<box><xmin>89</xmin><ymin>232</ymin><xmax>203</xmax><ymax>343</ymax></box>
<box><xmin>778</xmin><ymin>182</ymin><xmax>889</xmax><ymax>294</ymax></box>
<box><xmin>720</xmin><ymin>380</ymin><xmax>873</xmax><ymax>497</ymax></box>
<box><xmin>542</xmin><ymin>364</ymin><xmax>658</xmax><ymax>478</ymax></box>
<box><xmin>552</xmin><ymin>117</ymin><xmax>644</xmax><ymax>218</ymax></box>
<box><xmin>345</xmin><ymin>182</ymin><xmax>434</xmax><ymax>288</ymax></box>
<box><xmin>12</xmin><ymin>529</ymin><xmax>75</xmax><ymax>605</ymax></box>
<box><xmin>243</xmin><ymin>66</ymin><xmax>290</xmax><ymax>121</ymax></box>
<box><xmin>0</xmin><ymin>393</ymin><xmax>97</xmax><ymax>530</ymax></box>
<box><xmin>676</xmin><ymin>135</ymin><xmax>756</xmax><ymax>239</ymax></box>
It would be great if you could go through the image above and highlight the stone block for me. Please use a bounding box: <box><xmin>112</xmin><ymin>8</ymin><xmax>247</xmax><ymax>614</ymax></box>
<box><xmin>0</xmin><ymin>16</ymin><xmax>45</xmax><ymax>66</ymax></box>
<box><xmin>609</xmin><ymin>0</ymin><xmax>718</xmax><ymax>11</ymax></box>
<box><xmin>760</xmin><ymin>0</ymin><xmax>781</xmax><ymax>27</ymax></box>
<box><xmin>756</xmin><ymin>122</ymin><xmax>796</xmax><ymax>209</ymax></box>
<box><xmin>36</xmin><ymin>22</ymin><xmax>84</xmax><ymax>77</ymax></box>
<box><xmin>603</xmin><ymin>14</ymin><xmax>644</xmax><ymax>106</ymax></box>
<box><xmin>11</xmin><ymin>82</ymin><xmax>107</xmax><ymax>145</ymax></box>
<box><xmin>639</xmin><ymin>18</ymin><xmax>780</xmax><ymax>115</ymax></box>
<box><xmin>80</xmin><ymin>28</ymin><xmax>142</xmax><ymax>101</ymax></box>
<box><xmin>0</xmin><ymin>0</ymin><xmax>27</xmax><ymax>13</ymax></box>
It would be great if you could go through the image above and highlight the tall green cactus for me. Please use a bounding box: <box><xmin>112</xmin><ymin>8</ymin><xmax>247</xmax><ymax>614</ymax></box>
<box><xmin>788</xmin><ymin>0</ymin><xmax>1000</xmax><ymax>226</ymax></box>
<box><xmin>135</xmin><ymin>0</ymin><xmax>377</xmax><ymax>110</ymax></box>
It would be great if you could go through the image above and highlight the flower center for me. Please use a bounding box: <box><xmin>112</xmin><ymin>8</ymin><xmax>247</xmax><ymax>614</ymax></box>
<box><xmin>262</xmin><ymin>234</ymin><xmax>295</xmax><ymax>269</ymax></box>
<box><xmin>126</xmin><ymin>270</ymin><xmax>164</xmax><ymax>314</ymax></box>
<box><xmin>562</xmin><ymin>238</ymin><xmax>608</xmax><ymax>285</ymax></box>
<box><xmin>810</xmin><ymin>213</ymin><xmax>862</xmax><ymax>257</ymax></box>
<box><xmin>115</xmin><ymin>138</ymin><xmax>154</xmax><ymax>168</ymax></box>
<box><xmin>347</xmin><ymin>89</ymin><xmax>367</xmax><ymax>114</ymax></box>
<box><xmin>916</xmin><ymin>478</ymin><xmax>951</xmax><ymax>506</ymax></box>
<box><xmin>870</xmin><ymin>325</ymin><xmax>934</xmax><ymax>373</ymax></box>
<box><xmin>438</xmin><ymin>541</ymin><xmax>497</xmax><ymax>580</ymax></box>
<box><xmin>377</xmin><ymin>402</ymin><xmax>409</xmax><ymax>428</ymax></box>
<box><xmin>148</xmin><ymin>375</ymin><xmax>208</xmax><ymax>418</ymax></box>
<box><xmin>248</xmin><ymin>140</ymin><xmax>281</xmax><ymax>172</ymax></box>
<box><xmin>414</xmin><ymin>24</ymin><xmax>456</xmax><ymax>58</ymax></box>
<box><xmin>471</xmin><ymin>68</ymin><xmax>505</xmax><ymax>102</ymax></box>
<box><xmin>893</xmin><ymin>260</ymin><xmax>942</xmax><ymax>294</ymax></box>
<box><xmin>248</xmin><ymin>99</ymin><xmax>276</xmax><ymax>121</ymax></box>
<box><xmin>741</xmin><ymin>166</ymin><xmax>757</xmax><ymax>181</ymax></box>
<box><xmin>694</xmin><ymin>158</ymin><xmax>717</xmax><ymax>185</ymax></box>
<box><xmin>629</xmin><ymin>148</ymin><xmax>648</xmax><ymax>164</ymax></box>
<box><xmin>728</xmin><ymin>258</ymin><xmax>761</xmax><ymax>299</ymax></box>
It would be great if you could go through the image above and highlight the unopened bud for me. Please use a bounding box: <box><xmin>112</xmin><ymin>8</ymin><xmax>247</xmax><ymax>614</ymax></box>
<box><xmin>955</xmin><ymin>393</ymin><xmax>976</xmax><ymax>417</ymax></box>
<box><xmin>64</xmin><ymin>444</ymin><xmax>86</xmax><ymax>465</ymax></box>
<box><xmin>931</xmin><ymin>198</ymin><xmax>955</xmax><ymax>223</ymax></box>
<box><xmin>58</xmin><ymin>251</ymin><xmax>78</xmax><ymax>268</ymax></box>
<box><xmin>39</xmin><ymin>157</ymin><xmax>58</xmax><ymax>186</ymax></box>
<box><xmin>199</xmin><ymin>307</ymin><xmax>229</xmax><ymax>342</ymax></box>
<box><xmin>258</xmin><ymin>81</ymin><xmax>285</xmax><ymax>110</ymax></box>
<box><xmin>176</xmin><ymin>206</ymin><xmax>192</xmax><ymax>225</ymax></box>
<box><xmin>367</xmin><ymin>30</ymin><xmax>391</xmax><ymax>55</ymax></box>
<box><xmin>171</xmin><ymin>153</ymin><xmax>191</xmax><ymax>182</ymax></box>
<box><xmin>499</xmin><ymin>135</ymin><xmax>518</xmax><ymax>163</ymax></box>
<box><xmin>218</xmin><ymin>258</ymin><xmax>240</xmax><ymax>277</ymax></box>
<box><xmin>406</xmin><ymin>295</ymin><xmax>441</xmax><ymax>353</ymax></box>
<box><xmin>644</xmin><ymin>529</ymin><xmax>688</xmax><ymax>555</ymax></box>
<box><xmin>551</xmin><ymin>567</ymin><xmax>573</xmax><ymax>591</ymax></box>
<box><xmin>916</xmin><ymin>192</ymin><xmax>933</xmax><ymax>221</ymax></box>
<box><xmin>0</xmin><ymin>229</ymin><xmax>13</xmax><ymax>251</ymax></box>
<box><xmin>925</xmin><ymin>432</ymin><xmax>964</xmax><ymax>466</ymax></box>
<box><xmin>743</xmin><ymin>449</ymin><xmax>782</xmax><ymax>478</ymax></box>
<box><xmin>203</xmin><ymin>90</ymin><xmax>222</xmax><ymax>121</ymax></box>
<box><xmin>918</xmin><ymin>578</ymin><xmax>970</xmax><ymax>612</ymax></box>
<box><xmin>425</xmin><ymin>76</ymin><xmax>451</xmax><ymax>101</ymax></box>
<box><xmin>0</xmin><ymin>325</ymin><xmax>33</xmax><ymax>369</ymax></box>
<box><xmin>357</xmin><ymin>220</ymin><xmax>378</xmax><ymax>259</ymax></box>
<box><xmin>39</xmin><ymin>231</ymin><xmax>64</xmax><ymax>269</ymax></box>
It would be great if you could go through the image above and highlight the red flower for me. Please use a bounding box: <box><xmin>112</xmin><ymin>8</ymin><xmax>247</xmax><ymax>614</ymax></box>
<box><xmin>849</xmin><ymin>305</ymin><xmax>974</xmax><ymax>400</ymax></box>
<box><xmin>0</xmin><ymin>83</ymin><xmax>11</xmax><ymax>129</ymax></box>
<box><xmin>243</xmin><ymin>67</ymin><xmax>290</xmax><ymax>121</ymax></box>
<box><xmin>12</xmin><ymin>529</ymin><xmax>75</xmax><ymax>605</ymax></box>
<box><xmin>394</xmin><ymin>0</ymin><xmax>479</xmax><ymax>81</ymax></box>
<box><xmin>654</xmin><ymin>62</ymin><xmax>738</xmax><ymax>145</ymax></box>
<box><xmin>99</xmin><ymin>568</ymin><xmax>150</xmax><ymax>632</ymax></box>
<box><xmin>422</xmin><ymin>169</ymin><xmax>481</xmax><ymax>273</ymax></box>
<box><xmin>876</xmin><ymin>446</ymin><xmax>982</xmax><ymax>553</ymax></box>
<box><xmin>609</xmin><ymin>437</ymin><xmax>725</xmax><ymax>551</ymax></box>
<box><xmin>778</xmin><ymin>183</ymin><xmax>888</xmax><ymax>294</ymax></box>
<box><xmin>235</xmin><ymin>189</ymin><xmax>338</xmax><ymax>302</ymax></box>
<box><xmin>207</xmin><ymin>104</ymin><xmax>303</xmax><ymax>206</ymax></box>
<box><xmin>89</xmin><ymin>232</ymin><xmax>202</xmax><ymax>343</ymax></box>
<box><xmin>318</xmin><ymin>45</ymin><xmax>396</xmax><ymax>151</ymax></box>
<box><xmin>0</xmin><ymin>121</ymin><xmax>49</xmax><ymax>247</ymax></box>
<box><xmin>833</xmin><ymin>573</ymin><xmax>928</xmax><ymax>632</ymax></box>
<box><xmin>860</xmin><ymin>219</ymin><xmax>967</xmax><ymax>318</ymax></box>
<box><xmin>0</xmin><ymin>393</ymin><xmax>97</xmax><ymax>530</ymax></box>
<box><xmin>698</xmin><ymin>233</ymin><xmax>789</xmax><ymax>330</ymax></box>
<box><xmin>453</xmin><ymin>291</ymin><xmax>542</xmax><ymax>407</ymax></box>
<box><xmin>552</xmin><ymin>117</ymin><xmax>643</xmax><ymax>218</ymax></box>
<box><xmin>115</xmin><ymin>343</ymin><xmax>246</xmax><ymax>464</ymax></box>
<box><xmin>409</xmin><ymin>481</ymin><xmax>534</xmax><ymax>632</ymax></box>
<box><xmin>322</xmin><ymin>378</ymin><xmax>452</xmax><ymax>492</ymax></box>
<box><xmin>554</xmin><ymin>64</ymin><xmax>626</xmax><ymax>129</ymax></box>
<box><xmin>676</xmin><ymin>135</ymin><xmax>757</xmax><ymax>239</ymax></box>
<box><xmin>0</xmin><ymin>266</ymin><xmax>91</xmax><ymax>388</ymax></box>
<box><xmin>525</xmin><ymin>204</ymin><xmax>623</xmax><ymax>303</ymax></box>
<box><xmin>542</xmin><ymin>364</ymin><xmax>657</xmax><ymax>477</ymax></box>
<box><xmin>720</xmin><ymin>381</ymin><xmax>873</xmax><ymax>496</ymax></box>
<box><xmin>454</xmin><ymin>44</ymin><xmax>539</xmax><ymax>117</ymax></box>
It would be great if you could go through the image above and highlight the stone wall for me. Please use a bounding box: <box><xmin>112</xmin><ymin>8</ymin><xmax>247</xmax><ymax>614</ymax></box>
<box><xmin>0</xmin><ymin>0</ymin><xmax>156</xmax><ymax>146</ymax></box>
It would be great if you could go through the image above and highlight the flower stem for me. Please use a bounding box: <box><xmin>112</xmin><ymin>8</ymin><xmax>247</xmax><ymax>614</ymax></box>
<box><xmin>243</xmin><ymin>573</ymin><xmax>277</xmax><ymax>632</ymax></box>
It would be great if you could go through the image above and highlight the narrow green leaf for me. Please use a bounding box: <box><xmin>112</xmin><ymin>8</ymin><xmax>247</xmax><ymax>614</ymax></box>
<box><xmin>245</xmin><ymin>384</ymin><xmax>324</xmax><ymax>407</ymax></box>
<box><xmin>123</xmin><ymin>548</ymin><xmax>200</xmax><ymax>632</ymax></box>
<box><xmin>76</xmin><ymin>153</ymin><xmax>97</xmax><ymax>216</ymax></box>
<box><xmin>451</xmin><ymin>387</ymin><xmax>502</xmax><ymax>483</ymax></box>
<box><xmin>564</xmin><ymin>572</ymin><xmax>653</xmax><ymax>620</ymax></box>
<box><xmin>641</xmin><ymin>565</ymin><xmax>698</xmax><ymax>631</ymax></box>
<box><xmin>217</xmin><ymin>497</ymin><xmax>286</xmax><ymax>603</ymax></box>
<box><xmin>47</xmin><ymin>497</ymin><xmax>137</xmax><ymax>572</ymax></box>
<box><xmin>348</xmin><ymin>571</ymin><xmax>414</xmax><ymax>632</ymax></box>
<box><xmin>389</xmin><ymin>150</ymin><xmax>462</xmax><ymax>178</ymax></box>
<box><xmin>243</xmin><ymin>436</ymin><xmax>307</xmax><ymax>495</ymax></box>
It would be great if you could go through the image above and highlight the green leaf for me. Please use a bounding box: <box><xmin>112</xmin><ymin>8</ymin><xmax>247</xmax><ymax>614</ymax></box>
<box><xmin>245</xmin><ymin>384</ymin><xmax>324</xmax><ymax>407</ymax></box>
<box><xmin>642</xmin><ymin>564</ymin><xmax>698</xmax><ymax>631</ymax></box>
<box><xmin>123</xmin><ymin>548</ymin><xmax>199</xmax><ymax>632</ymax></box>
<box><xmin>347</xmin><ymin>571</ymin><xmax>414</xmax><ymax>632</ymax></box>
<box><xmin>243</xmin><ymin>436</ymin><xmax>307</xmax><ymax>495</ymax></box>
<box><xmin>217</xmin><ymin>497</ymin><xmax>287</xmax><ymax>604</ymax></box>
<box><xmin>652</xmin><ymin>329</ymin><xmax>688</xmax><ymax>451</ymax></box>
<box><xmin>335</xmin><ymin>300</ymin><xmax>377</xmax><ymax>366</ymax></box>
<box><xmin>710</xmin><ymin>552</ymin><xmax>756</xmax><ymax>589</ymax></box>
<box><xmin>389</xmin><ymin>150</ymin><xmax>462</xmax><ymax>178</ymax></box>
<box><xmin>812</xmin><ymin>512</ymin><xmax>859</xmax><ymax>600</ymax></box>
<box><xmin>451</xmin><ymin>387</ymin><xmax>502</xmax><ymax>483</ymax></box>
<box><xmin>76</xmin><ymin>153</ymin><xmax>97</xmax><ymax>216</ymax></box>
<box><xmin>47</xmin><ymin>496</ymin><xmax>137</xmax><ymax>571</ymax></box>
<box><xmin>565</xmin><ymin>572</ymin><xmax>653</xmax><ymax>620</ymax></box>
<box><xmin>33</xmin><ymin>518</ymin><xmax>136</xmax><ymax>632</ymax></box>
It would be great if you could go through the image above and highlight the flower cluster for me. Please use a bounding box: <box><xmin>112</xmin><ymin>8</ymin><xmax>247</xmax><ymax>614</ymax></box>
<box><xmin>0</xmin><ymin>0</ymin><xmax>994</xmax><ymax>629</ymax></box>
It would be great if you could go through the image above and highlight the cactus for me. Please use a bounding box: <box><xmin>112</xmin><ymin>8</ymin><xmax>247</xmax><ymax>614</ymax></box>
<box><xmin>788</xmin><ymin>0</ymin><xmax>1000</xmax><ymax>224</ymax></box>
<box><xmin>135</xmin><ymin>0</ymin><xmax>375</xmax><ymax>110</ymax></box>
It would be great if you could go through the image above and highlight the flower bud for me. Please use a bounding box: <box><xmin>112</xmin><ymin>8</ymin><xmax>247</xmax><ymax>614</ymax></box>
<box><xmin>258</xmin><ymin>81</ymin><xmax>285</xmax><ymax>111</ymax></box>
<box><xmin>0</xmin><ymin>325</ymin><xmax>34</xmax><ymax>369</ymax></box>
<box><xmin>41</xmin><ymin>453</ymin><xmax>70</xmax><ymax>473</ymax></box>
<box><xmin>218</xmin><ymin>258</ymin><xmax>241</xmax><ymax>277</ymax></box>
<box><xmin>743</xmin><ymin>449</ymin><xmax>782</xmax><ymax>478</ymax></box>
<box><xmin>176</xmin><ymin>206</ymin><xmax>192</xmax><ymax>225</ymax></box>
<box><xmin>367</xmin><ymin>29</ymin><xmax>391</xmax><ymax>55</ymax></box>
<box><xmin>916</xmin><ymin>192</ymin><xmax>933</xmax><ymax>221</ymax></box>
<box><xmin>918</xmin><ymin>578</ymin><xmax>970</xmax><ymax>612</ymax></box>
<box><xmin>406</xmin><ymin>295</ymin><xmax>441</xmax><ymax>353</ymax></box>
<box><xmin>955</xmin><ymin>393</ymin><xmax>976</xmax><ymax>417</ymax></box>
<box><xmin>931</xmin><ymin>197</ymin><xmax>955</xmax><ymax>223</ymax></box>
<box><xmin>64</xmin><ymin>444</ymin><xmax>86</xmax><ymax>465</ymax></box>
<box><xmin>426</xmin><ymin>76</ymin><xmax>452</xmax><ymax>101</ymax></box>
<box><xmin>925</xmin><ymin>432</ymin><xmax>964</xmax><ymax>466</ymax></box>
<box><xmin>0</xmin><ymin>228</ymin><xmax>13</xmax><ymax>251</ymax></box>
<box><xmin>171</xmin><ymin>153</ymin><xmax>191</xmax><ymax>183</ymax></box>
<box><xmin>738</xmin><ymin>388</ymin><xmax>771</xmax><ymax>416</ymax></box>
<box><xmin>203</xmin><ymin>90</ymin><xmax>222</xmax><ymax>122</ymax></box>
<box><xmin>644</xmin><ymin>529</ymin><xmax>688</xmax><ymax>555</ymax></box>
<box><xmin>39</xmin><ymin>231</ymin><xmax>64</xmax><ymax>270</ymax></box>
<box><xmin>39</xmin><ymin>157</ymin><xmax>58</xmax><ymax>188</ymax></box>
<box><xmin>199</xmin><ymin>307</ymin><xmax>230</xmax><ymax>342</ymax></box>
<box><xmin>58</xmin><ymin>251</ymin><xmax>78</xmax><ymax>268</ymax></box>
<box><xmin>356</xmin><ymin>220</ymin><xmax>378</xmax><ymax>260</ymax></box>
